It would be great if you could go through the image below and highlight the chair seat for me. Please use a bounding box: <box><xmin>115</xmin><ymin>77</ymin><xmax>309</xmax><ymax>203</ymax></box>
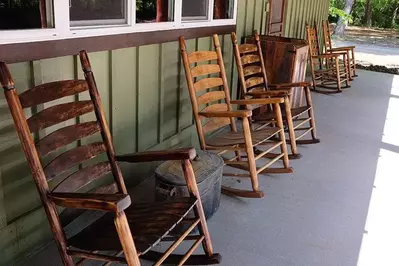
<box><xmin>68</xmin><ymin>197</ymin><xmax>197</xmax><ymax>255</ymax></box>
<box><xmin>206</xmin><ymin>127</ymin><xmax>280</xmax><ymax>147</ymax></box>
<box><xmin>253</xmin><ymin>106</ymin><xmax>311</xmax><ymax>122</ymax></box>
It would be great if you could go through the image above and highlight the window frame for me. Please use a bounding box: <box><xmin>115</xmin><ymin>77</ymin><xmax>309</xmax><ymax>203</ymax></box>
<box><xmin>0</xmin><ymin>0</ymin><xmax>237</xmax><ymax>45</ymax></box>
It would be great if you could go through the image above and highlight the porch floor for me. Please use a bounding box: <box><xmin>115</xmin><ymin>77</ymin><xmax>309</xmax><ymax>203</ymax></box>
<box><xmin>27</xmin><ymin>69</ymin><xmax>399</xmax><ymax>265</ymax></box>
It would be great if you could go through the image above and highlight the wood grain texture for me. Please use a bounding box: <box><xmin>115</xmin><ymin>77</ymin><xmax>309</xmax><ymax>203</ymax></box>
<box><xmin>238</xmin><ymin>44</ymin><xmax>258</xmax><ymax>54</ymax></box>
<box><xmin>197</xmin><ymin>91</ymin><xmax>226</xmax><ymax>105</ymax></box>
<box><xmin>245</xmin><ymin>77</ymin><xmax>265</xmax><ymax>88</ymax></box>
<box><xmin>36</xmin><ymin>121</ymin><xmax>101</xmax><ymax>156</ymax></box>
<box><xmin>243</xmin><ymin>65</ymin><xmax>262</xmax><ymax>76</ymax></box>
<box><xmin>49</xmin><ymin>192</ymin><xmax>131</xmax><ymax>213</ymax></box>
<box><xmin>202</xmin><ymin>118</ymin><xmax>231</xmax><ymax>134</ymax></box>
<box><xmin>52</xmin><ymin>162</ymin><xmax>112</xmax><ymax>193</ymax></box>
<box><xmin>194</xmin><ymin>77</ymin><xmax>224</xmax><ymax>92</ymax></box>
<box><xmin>201</xmin><ymin>103</ymin><xmax>228</xmax><ymax>113</ymax></box>
<box><xmin>191</xmin><ymin>64</ymin><xmax>221</xmax><ymax>77</ymax></box>
<box><xmin>241</xmin><ymin>54</ymin><xmax>260</xmax><ymax>65</ymax></box>
<box><xmin>27</xmin><ymin>101</ymin><xmax>94</xmax><ymax>133</ymax></box>
<box><xmin>19</xmin><ymin>80</ymin><xmax>88</xmax><ymax>108</ymax></box>
<box><xmin>188</xmin><ymin>51</ymin><xmax>218</xmax><ymax>63</ymax></box>
<box><xmin>44</xmin><ymin>142</ymin><xmax>106</xmax><ymax>181</ymax></box>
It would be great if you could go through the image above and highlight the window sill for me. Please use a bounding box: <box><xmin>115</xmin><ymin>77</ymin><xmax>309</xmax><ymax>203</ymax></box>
<box><xmin>0</xmin><ymin>24</ymin><xmax>236</xmax><ymax>64</ymax></box>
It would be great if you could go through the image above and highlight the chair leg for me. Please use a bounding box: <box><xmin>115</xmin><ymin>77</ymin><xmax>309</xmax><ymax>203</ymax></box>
<box><xmin>335</xmin><ymin>58</ymin><xmax>342</xmax><ymax>92</ymax></box>
<box><xmin>310</xmin><ymin>62</ymin><xmax>318</xmax><ymax>91</ymax></box>
<box><xmin>304</xmin><ymin>86</ymin><xmax>320</xmax><ymax>143</ymax></box>
<box><xmin>242</xmin><ymin>117</ymin><xmax>260</xmax><ymax>192</ymax></box>
<box><xmin>344</xmin><ymin>53</ymin><xmax>351</xmax><ymax>87</ymax></box>
<box><xmin>351</xmin><ymin>48</ymin><xmax>358</xmax><ymax>77</ymax></box>
<box><xmin>283</xmin><ymin>98</ymin><xmax>301</xmax><ymax>158</ymax></box>
<box><xmin>181</xmin><ymin>159</ymin><xmax>214</xmax><ymax>257</ymax></box>
<box><xmin>274</xmin><ymin>104</ymin><xmax>290</xmax><ymax>169</ymax></box>
<box><xmin>114</xmin><ymin>212</ymin><xmax>141</xmax><ymax>266</ymax></box>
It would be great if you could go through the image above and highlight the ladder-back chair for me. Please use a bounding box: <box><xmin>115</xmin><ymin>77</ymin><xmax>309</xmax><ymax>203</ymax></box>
<box><xmin>306</xmin><ymin>23</ymin><xmax>351</xmax><ymax>93</ymax></box>
<box><xmin>179</xmin><ymin>34</ymin><xmax>292</xmax><ymax>199</ymax></box>
<box><xmin>322</xmin><ymin>20</ymin><xmax>357</xmax><ymax>79</ymax></box>
<box><xmin>231</xmin><ymin>31</ymin><xmax>320</xmax><ymax>158</ymax></box>
<box><xmin>0</xmin><ymin>52</ymin><xmax>221</xmax><ymax>266</ymax></box>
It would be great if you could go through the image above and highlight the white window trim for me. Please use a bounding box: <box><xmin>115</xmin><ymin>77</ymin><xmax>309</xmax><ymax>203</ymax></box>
<box><xmin>0</xmin><ymin>0</ymin><xmax>237</xmax><ymax>45</ymax></box>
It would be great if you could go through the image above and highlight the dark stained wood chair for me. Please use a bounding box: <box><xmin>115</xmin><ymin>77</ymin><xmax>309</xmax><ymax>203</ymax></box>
<box><xmin>179</xmin><ymin>34</ymin><xmax>292</xmax><ymax>199</ymax></box>
<box><xmin>322</xmin><ymin>20</ymin><xmax>357</xmax><ymax>79</ymax></box>
<box><xmin>306</xmin><ymin>23</ymin><xmax>351</xmax><ymax>93</ymax></box>
<box><xmin>0</xmin><ymin>51</ymin><xmax>221</xmax><ymax>266</ymax></box>
<box><xmin>231</xmin><ymin>31</ymin><xmax>319</xmax><ymax>159</ymax></box>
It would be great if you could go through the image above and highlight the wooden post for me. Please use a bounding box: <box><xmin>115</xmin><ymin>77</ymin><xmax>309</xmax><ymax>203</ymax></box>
<box><xmin>156</xmin><ymin>0</ymin><xmax>169</xmax><ymax>22</ymax></box>
<box><xmin>39</xmin><ymin>0</ymin><xmax>47</xmax><ymax>28</ymax></box>
<box><xmin>214</xmin><ymin>0</ymin><xmax>227</xmax><ymax>19</ymax></box>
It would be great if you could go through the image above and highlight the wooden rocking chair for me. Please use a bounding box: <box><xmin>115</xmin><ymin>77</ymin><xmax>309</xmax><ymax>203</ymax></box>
<box><xmin>0</xmin><ymin>52</ymin><xmax>221</xmax><ymax>266</ymax></box>
<box><xmin>322</xmin><ymin>20</ymin><xmax>357</xmax><ymax>79</ymax></box>
<box><xmin>179</xmin><ymin>34</ymin><xmax>292</xmax><ymax>199</ymax></box>
<box><xmin>231</xmin><ymin>31</ymin><xmax>319</xmax><ymax>160</ymax></box>
<box><xmin>306</xmin><ymin>23</ymin><xmax>351</xmax><ymax>93</ymax></box>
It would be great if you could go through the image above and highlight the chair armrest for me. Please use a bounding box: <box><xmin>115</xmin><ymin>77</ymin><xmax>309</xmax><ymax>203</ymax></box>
<box><xmin>268</xmin><ymin>82</ymin><xmax>311</xmax><ymax>88</ymax></box>
<box><xmin>116</xmin><ymin>148</ymin><xmax>197</xmax><ymax>162</ymax></box>
<box><xmin>199</xmin><ymin>110</ymin><xmax>252</xmax><ymax>118</ymax></box>
<box><xmin>328</xmin><ymin>46</ymin><xmax>355</xmax><ymax>51</ymax></box>
<box><xmin>313</xmin><ymin>53</ymin><xmax>343</xmax><ymax>59</ymax></box>
<box><xmin>231</xmin><ymin>98</ymin><xmax>284</xmax><ymax>105</ymax></box>
<box><xmin>48</xmin><ymin>193</ymin><xmax>131</xmax><ymax>213</ymax></box>
<box><xmin>246</xmin><ymin>90</ymin><xmax>290</xmax><ymax>97</ymax></box>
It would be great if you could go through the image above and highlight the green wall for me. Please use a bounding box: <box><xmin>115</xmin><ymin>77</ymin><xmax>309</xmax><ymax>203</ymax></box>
<box><xmin>0</xmin><ymin>0</ymin><xmax>329</xmax><ymax>264</ymax></box>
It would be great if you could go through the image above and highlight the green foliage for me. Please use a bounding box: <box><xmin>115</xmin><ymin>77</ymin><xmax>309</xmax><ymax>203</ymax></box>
<box><xmin>330</xmin><ymin>0</ymin><xmax>399</xmax><ymax>28</ymax></box>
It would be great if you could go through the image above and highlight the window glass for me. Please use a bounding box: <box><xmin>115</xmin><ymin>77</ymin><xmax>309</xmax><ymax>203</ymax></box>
<box><xmin>182</xmin><ymin>0</ymin><xmax>209</xmax><ymax>21</ymax></box>
<box><xmin>214</xmin><ymin>0</ymin><xmax>233</xmax><ymax>19</ymax></box>
<box><xmin>0</xmin><ymin>0</ymin><xmax>54</xmax><ymax>30</ymax></box>
<box><xmin>70</xmin><ymin>0</ymin><xmax>127</xmax><ymax>27</ymax></box>
<box><xmin>136</xmin><ymin>0</ymin><xmax>174</xmax><ymax>23</ymax></box>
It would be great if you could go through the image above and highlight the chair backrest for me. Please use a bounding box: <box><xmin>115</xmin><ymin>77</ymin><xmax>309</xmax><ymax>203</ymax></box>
<box><xmin>322</xmin><ymin>20</ymin><xmax>333</xmax><ymax>51</ymax></box>
<box><xmin>231</xmin><ymin>31</ymin><xmax>269</xmax><ymax>95</ymax></box>
<box><xmin>179</xmin><ymin>34</ymin><xmax>237</xmax><ymax>149</ymax></box>
<box><xmin>306</xmin><ymin>23</ymin><xmax>322</xmax><ymax>69</ymax></box>
<box><xmin>0</xmin><ymin>51</ymin><xmax>127</xmax><ymax>230</ymax></box>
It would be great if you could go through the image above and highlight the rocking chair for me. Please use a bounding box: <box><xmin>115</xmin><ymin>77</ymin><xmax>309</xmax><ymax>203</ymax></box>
<box><xmin>322</xmin><ymin>20</ymin><xmax>357</xmax><ymax>79</ymax></box>
<box><xmin>306</xmin><ymin>23</ymin><xmax>351</xmax><ymax>93</ymax></box>
<box><xmin>179</xmin><ymin>34</ymin><xmax>292</xmax><ymax>199</ymax></box>
<box><xmin>231</xmin><ymin>31</ymin><xmax>320</xmax><ymax>159</ymax></box>
<box><xmin>0</xmin><ymin>51</ymin><xmax>221</xmax><ymax>266</ymax></box>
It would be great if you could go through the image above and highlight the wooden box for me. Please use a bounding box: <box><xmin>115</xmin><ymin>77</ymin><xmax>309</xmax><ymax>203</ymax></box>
<box><xmin>245</xmin><ymin>35</ymin><xmax>309</xmax><ymax>108</ymax></box>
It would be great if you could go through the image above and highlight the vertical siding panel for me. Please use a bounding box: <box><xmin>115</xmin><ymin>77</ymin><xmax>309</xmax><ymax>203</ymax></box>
<box><xmin>245</xmin><ymin>0</ymin><xmax>255</xmax><ymax>34</ymax></box>
<box><xmin>111</xmin><ymin>48</ymin><xmax>137</xmax><ymax>154</ymax></box>
<box><xmin>161</xmin><ymin>42</ymin><xmax>179</xmax><ymax>140</ymax></box>
<box><xmin>137</xmin><ymin>44</ymin><xmax>160</xmax><ymax>151</ymax></box>
<box><xmin>253</xmin><ymin>0</ymin><xmax>263</xmax><ymax>33</ymax></box>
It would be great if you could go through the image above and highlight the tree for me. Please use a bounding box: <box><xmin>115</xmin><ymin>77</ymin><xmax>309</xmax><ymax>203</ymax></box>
<box><xmin>364</xmin><ymin>0</ymin><xmax>372</xmax><ymax>26</ymax></box>
<box><xmin>335</xmin><ymin>0</ymin><xmax>355</xmax><ymax>35</ymax></box>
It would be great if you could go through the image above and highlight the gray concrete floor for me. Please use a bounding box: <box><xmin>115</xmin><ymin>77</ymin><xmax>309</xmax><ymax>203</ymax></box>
<box><xmin>26</xmin><ymin>70</ymin><xmax>399</xmax><ymax>265</ymax></box>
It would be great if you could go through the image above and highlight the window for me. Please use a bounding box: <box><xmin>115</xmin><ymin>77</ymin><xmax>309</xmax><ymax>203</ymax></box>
<box><xmin>182</xmin><ymin>0</ymin><xmax>209</xmax><ymax>21</ymax></box>
<box><xmin>0</xmin><ymin>0</ymin><xmax>54</xmax><ymax>30</ymax></box>
<box><xmin>70</xmin><ymin>0</ymin><xmax>128</xmax><ymax>27</ymax></box>
<box><xmin>0</xmin><ymin>0</ymin><xmax>237</xmax><ymax>45</ymax></box>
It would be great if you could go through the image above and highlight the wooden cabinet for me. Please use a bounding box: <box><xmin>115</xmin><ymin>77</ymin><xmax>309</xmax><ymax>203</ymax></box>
<box><xmin>245</xmin><ymin>35</ymin><xmax>309</xmax><ymax>108</ymax></box>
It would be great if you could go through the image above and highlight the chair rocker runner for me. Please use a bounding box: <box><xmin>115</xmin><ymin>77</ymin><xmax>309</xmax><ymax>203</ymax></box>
<box><xmin>231</xmin><ymin>31</ymin><xmax>320</xmax><ymax>159</ymax></box>
<box><xmin>0</xmin><ymin>52</ymin><xmax>220</xmax><ymax>266</ymax></box>
<box><xmin>322</xmin><ymin>20</ymin><xmax>357</xmax><ymax>79</ymax></box>
<box><xmin>306</xmin><ymin>23</ymin><xmax>351</xmax><ymax>93</ymax></box>
<box><xmin>179</xmin><ymin>34</ymin><xmax>292</xmax><ymax>199</ymax></box>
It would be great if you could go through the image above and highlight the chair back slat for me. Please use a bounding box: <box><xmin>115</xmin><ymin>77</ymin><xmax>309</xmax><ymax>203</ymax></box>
<box><xmin>36</xmin><ymin>121</ymin><xmax>101</xmax><ymax>157</ymax></box>
<box><xmin>19</xmin><ymin>80</ymin><xmax>88</xmax><ymax>108</ymax></box>
<box><xmin>197</xmin><ymin>91</ymin><xmax>226</xmax><ymax>105</ymax></box>
<box><xmin>238</xmin><ymin>44</ymin><xmax>258</xmax><ymax>54</ymax></box>
<box><xmin>322</xmin><ymin>20</ymin><xmax>333</xmax><ymax>51</ymax></box>
<box><xmin>188</xmin><ymin>51</ymin><xmax>218</xmax><ymax>63</ymax></box>
<box><xmin>180</xmin><ymin>35</ymin><xmax>237</xmax><ymax>149</ymax></box>
<box><xmin>194</xmin><ymin>77</ymin><xmax>224</xmax><ymax>92</ymax></box>
<box><xmin>44</xmin><ymin>142</ymin><xmax>107</xmax><ymax>181</ymax></box>
<box><xmin>191</xmin><ymin>64</ymin><xmax>221</xmax><ymax>77</ymax></box>
<box><xmin>52</xmin><ymin>162</ymin><xmax>112</xmax><ymax>193</ymax></box>
<box><xmin>243</xmin><ymin>65</ymin><xmax>262</xmax><ymax>76</ymax></box>
<box><xmin>201</xmin><ymin>103</ymin><xmax>228</xmax><ymax>113</ymax></box>
<box><xmin>245</xmin><ymin>77</ymin><xmax>264</xmax><ymax>89</ymax></box>
<box><xmin>241</xmin><ymin>54</ymin><xmax>261</xmax><ymax>65</ymax></box>
<box><xmin>27</xmin><ymin>101</ymin><xmax>94</xmax><ymax>132</ymax></box>
<box><xmin>306</xmin><ymin>24</ymin><xmax>322</xmax><ymax>69</ymax></box>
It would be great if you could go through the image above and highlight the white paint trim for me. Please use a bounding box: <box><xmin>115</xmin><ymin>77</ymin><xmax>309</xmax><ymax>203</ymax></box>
<box><xmin>0</xmin><ymin>0</ymin><xmax>237</xmax><ymax>45</ymax></box>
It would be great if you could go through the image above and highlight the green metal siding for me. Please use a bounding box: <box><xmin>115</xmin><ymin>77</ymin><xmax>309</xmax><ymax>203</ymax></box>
<box><xmin>0</xmin><ymin>0</ymin><xmax>329</xmax><ymax>264</ymax></box>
